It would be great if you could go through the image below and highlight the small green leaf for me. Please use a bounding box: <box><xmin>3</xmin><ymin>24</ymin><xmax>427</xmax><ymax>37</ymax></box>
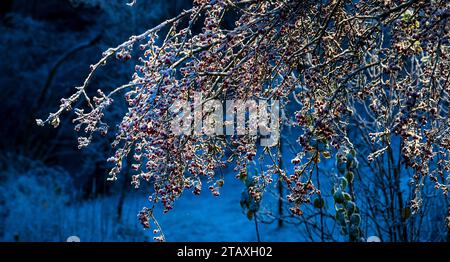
<box><xmin>345</xmin><ymin>171</ymin><xmax>354</xmax><ymax>183</ymax></box>
<box><xmin>246</xmin><ymin>211</ymin><xmax>254</xmax><ymax>220</ymax></box>
<box><xmin>335</xmin><ymin>203</ymin><xmax>345</xmax><ymax>212</ymax></box>
<box><xmin>350</xmin><ymin>213</ymin><xmax>361</xmax><ymax>226</ymax></box>
<box><xmin>335</xmin><ymin>210</ymin><xmax>347</xmax><ymax>226</ymax></box>
<box><xmin>313</xmin><ymin>198</ymin><xmax>325</xmax><ymax>209</ymax></box>
<box><xmin>349</xmin><ymin>225</ymin><xmax>361</xmax><ymax>239</ymax></box>
<box><xmin>345</xmin><ymin>201</ymin><xmax>356</xmax><ymax>214</ymax></box>
<box><xmin>333</xmin><ymin>190</ymin><xmax>345</xmax><ymax>204</ymax></box>
<box><xmin>340</xmin><ymin>177</ymin><xmax>348</xmax><ymax>189</ymax></box>
<box><xmin>343</xmin><ymin>192</ymin><xmax>352</xmax><ymax>201</ymax></box>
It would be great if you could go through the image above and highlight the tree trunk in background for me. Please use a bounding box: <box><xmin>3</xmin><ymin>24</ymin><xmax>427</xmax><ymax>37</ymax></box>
<box><xmin>117</xmin><ymin>152</ymin><xmax>132</xmax><ymax>223</ymax></box>
<box><xmin>277</xmin><ymin>140</ymin><xmax>283</xmax><ymax>227</ymax></box>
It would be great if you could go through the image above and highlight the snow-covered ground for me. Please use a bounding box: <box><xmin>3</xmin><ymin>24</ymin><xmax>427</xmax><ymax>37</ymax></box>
<box><xmin>154</xmin><ymin>177</ymin><xmax>301</xmax><ymax>242</ymax></box>
<box><xmin>0</xmin><ymin>167</ymin><xmax>300</xmax><ymax>242</ymax></box>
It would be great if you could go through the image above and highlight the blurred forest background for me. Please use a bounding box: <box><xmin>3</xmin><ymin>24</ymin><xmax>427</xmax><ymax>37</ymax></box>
<box><xmin>0</xmin><ymin>0</ymin><xmax>448</xmax><ymax>242</ymax></box>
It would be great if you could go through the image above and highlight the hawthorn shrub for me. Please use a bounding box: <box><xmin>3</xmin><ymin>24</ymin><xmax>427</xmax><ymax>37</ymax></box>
<box><xmin>37</xmin><ymin>0</ymin><xmax>449</xmax><ymax>241</ymax></box>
